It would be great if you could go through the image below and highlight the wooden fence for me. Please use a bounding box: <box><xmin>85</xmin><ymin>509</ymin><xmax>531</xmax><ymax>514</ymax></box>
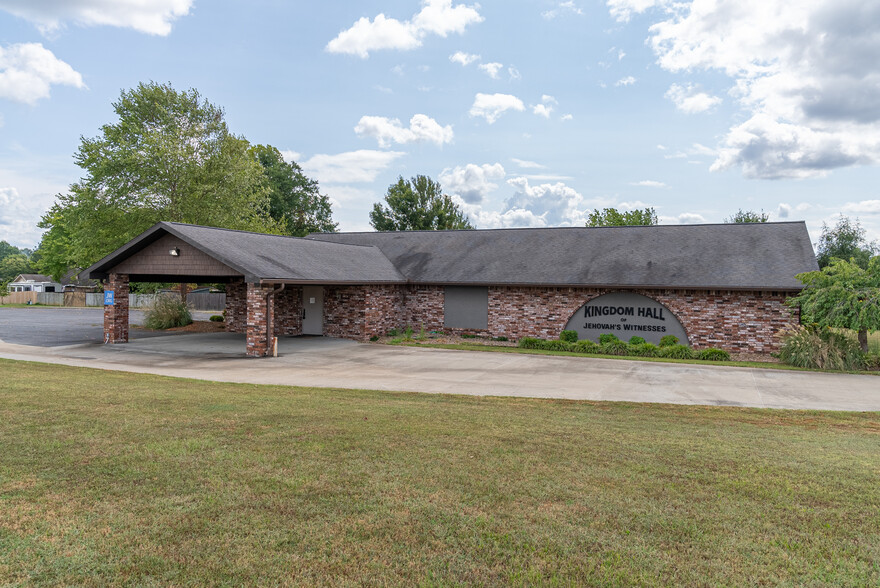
<box><xmin>3</xmin><ymin>290</ymin><xmax>225</xmax><ymax>311</ymax></box>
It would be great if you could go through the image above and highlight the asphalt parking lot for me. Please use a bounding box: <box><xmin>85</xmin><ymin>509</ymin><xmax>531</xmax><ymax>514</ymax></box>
<box><xmin>1</xmin><ymin>307</ymin><xmax>878</xmax><ymax>411</ymax></box>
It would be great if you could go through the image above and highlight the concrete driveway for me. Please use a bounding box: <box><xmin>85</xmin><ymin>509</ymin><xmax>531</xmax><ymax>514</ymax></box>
<box><xmin>1</xmin><ymin>307</ymin><xmax>878</xmax><ymax>411</ymax></box>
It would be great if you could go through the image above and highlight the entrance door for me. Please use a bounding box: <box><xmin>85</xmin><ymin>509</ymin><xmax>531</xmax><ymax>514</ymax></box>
<box><xmin>302</xmin><ymin>286</ymin><xmax>323</xmax><ymax>335</ymax></box>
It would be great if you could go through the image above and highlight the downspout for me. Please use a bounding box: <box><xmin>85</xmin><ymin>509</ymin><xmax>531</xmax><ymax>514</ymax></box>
<box><xmin>266</xmin><ymin>283</ymin><xmax>286</xmax><ymax>357</ymax></box>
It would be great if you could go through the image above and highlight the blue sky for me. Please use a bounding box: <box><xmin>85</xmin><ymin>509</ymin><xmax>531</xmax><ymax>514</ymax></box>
<box><xmin>1</xmin><ymin>0</ymin><xmax>879</xmax><ymax>249</ymax></box>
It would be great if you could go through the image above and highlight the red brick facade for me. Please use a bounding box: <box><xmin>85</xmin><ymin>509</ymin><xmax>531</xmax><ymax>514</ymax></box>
<box><xmin>226</xmin><ymin>282</ymin><xmax>795</xmax><ymax>354</ymax></box>
<box><xmin>103</xmin><ymin>273</ymin><xmax>129</xmax><ymax>344</ymax></box>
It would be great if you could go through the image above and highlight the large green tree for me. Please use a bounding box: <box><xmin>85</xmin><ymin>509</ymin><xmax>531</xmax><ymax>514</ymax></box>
<box><xmin>815</xmin><ymin>216</ymin><xmax>877</xmax><ymax>269</ymax></box>
<box><xmin>788</xmin><ymin>257</ymin><xmax>880</xmax><ymax>352</ymax></box>
<box><xmin>725</xmin><ymin>209</ymin><xmax>769</xmax><ymax>223</ymax></box>
<box><xmin>251</xmin><ymin>144</ymin><xmax>337</xmax><ymax>236</ymax></box>
<box><xmin>37</xmin><ymin>82</ymin><xmax>281</xmax><ymax>276</ymax></box>
<box><xmin>370</xmin><ymin>175</ymin><xmax>474</xmax><ymax>231</ymax></box>
<box><xmin>586</xmin><ymin>207</ymin><xmax>657</xmax><ymax>227</ymax></box>
<box><xmin>0</xmin><ymin>254</ymin><xmax>33</xmax><ymax>293</ymax></box>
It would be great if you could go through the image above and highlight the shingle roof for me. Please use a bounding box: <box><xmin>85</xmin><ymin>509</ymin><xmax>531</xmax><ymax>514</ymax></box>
<box><xmin>87</xmin><ymin>221</ymin><xmax>818</xmax><ymax>290</ymax></box>
<box><xmin>12</xmin><ymin>274</ymin><xmax>54</xmax><ymax>283</ymax></box>
<box><xmin>307</xmin><ymin>222</ymin><xmax>818</xmax><ymax>290</ymax></box>
<box><xmin>86</xmin><ymin>222</ymin><xmax>406</xmax><ymax>283</ymax></box>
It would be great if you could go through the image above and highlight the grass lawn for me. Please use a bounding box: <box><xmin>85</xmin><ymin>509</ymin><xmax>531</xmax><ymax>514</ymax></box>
<box><xmin>1</xmin><ymin>359</ymin><xmax>878</xmax><ymax>586</ymax></box>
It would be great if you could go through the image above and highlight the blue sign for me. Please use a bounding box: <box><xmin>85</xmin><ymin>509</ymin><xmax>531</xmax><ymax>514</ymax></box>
<box><xmin>104</xmin><ymin>291</ymin><xmax>115</xmax><ymax>306</ymax></box>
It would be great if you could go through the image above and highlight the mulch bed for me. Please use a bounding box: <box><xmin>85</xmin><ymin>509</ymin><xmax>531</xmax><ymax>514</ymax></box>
<box><xmin>135</xmin><ymin>320</ymin><xmax>227</xmax><ymax>333</ymax></box>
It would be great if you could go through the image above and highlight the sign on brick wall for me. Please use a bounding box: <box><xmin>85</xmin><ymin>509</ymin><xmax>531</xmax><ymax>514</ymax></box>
<box><xmin>564</xmin><ymin>292</ymin><xmax>689</xmax><ymax>345</ymax></box>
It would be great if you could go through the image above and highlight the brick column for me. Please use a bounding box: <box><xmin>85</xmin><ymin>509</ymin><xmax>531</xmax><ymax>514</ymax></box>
<box><xmin>246</xmin><ymin>282</ymin><xmax>272</xmax><ymax>357</ymax></box>
<box><xmin>225</xmin><ymin>279</ymin><xmax>247</xmax><ymax>333</ymax></box>
<box><xmin>103</xmin><ymin>273</ymin><xmax>129</xmax><ymax>344</ymax></box>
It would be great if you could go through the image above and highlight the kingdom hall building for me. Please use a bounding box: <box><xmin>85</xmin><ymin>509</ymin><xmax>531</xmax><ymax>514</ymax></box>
<box><xmin>87</xmin><ymin>221</ymin><xmax>818</xmax><ymax>357</ymax></box>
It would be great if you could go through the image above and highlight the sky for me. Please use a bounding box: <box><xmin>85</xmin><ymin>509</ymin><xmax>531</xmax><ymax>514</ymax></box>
<box><xmin>1</xmin><ymin>0</ymin><xmax>880</xmax><ymax>250</ymax></box>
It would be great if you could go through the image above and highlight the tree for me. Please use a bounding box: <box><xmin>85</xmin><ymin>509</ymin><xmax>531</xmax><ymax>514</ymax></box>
<box><xmin>37</xmin><ymin>82</ymin><xmax>280</xmax><ymax>274</ymax></box>
<box><xmin>788</xmin><ymin>257</ymin><xmax>880</xmax><ymax>352</ymax></box>
<box><xmin>815</xmin><ymin>216</ymin><xmax>877</xmax><ymax>269</ymax></box>
<box><xmin>725</xmin><ymin>209</ymin><xmax>769</xmax><ymax>223</ymax></box>
<box><xmin>370</xmin><ymin>175</ymin><xmax>474</xmax><ymax>231</ymax></box>
<box><xmin>250</xmin><ymin>144</ymin><xmax>337</xmax><ymax>236</ymax></box>
<box><xmin>0</xmin><ymin>254</ymin><xmax>33</xmax><ymax>293</ymax></box>
<box><xmin>586</xmin><ymin>207</ymin><xmax>657</xmax><ymax>227</ymax></box>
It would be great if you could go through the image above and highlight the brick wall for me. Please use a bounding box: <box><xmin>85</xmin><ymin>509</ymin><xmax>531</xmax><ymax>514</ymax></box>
<box><xmin>365</xmin><ymin>285</ymin><xmax>405</xmax><ymax>338</ymax></box>
<box><xmin>403</xmin><ymin>286</ymin><xmax>444</xmax><ymax>332</ymax></box>
<box><xmin>324</xmin><ymin>286</ymin><xmax>367</xmax><ymax>339</ymax></box>
<box><xmin>103</xmin><ymin>273</ymin><xmax>129</xmax><ymax>343</ymax></box>
<box><xmin>274</xmin><ymin>286</ymin><xmax>303</xmax><ymax>336</ymax></box>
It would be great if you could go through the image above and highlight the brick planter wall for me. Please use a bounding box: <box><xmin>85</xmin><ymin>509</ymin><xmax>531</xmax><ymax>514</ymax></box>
<box><xmin>103</xmin><ymin>273</ymin><xmax>129</xmax><ymax>344</ymax></box>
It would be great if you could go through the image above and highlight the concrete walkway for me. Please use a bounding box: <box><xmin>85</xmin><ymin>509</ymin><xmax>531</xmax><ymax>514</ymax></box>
<box><xmin>1</xmin><ymin>331</ymin><xmax>878</xmax><ymax>411</ymax></box>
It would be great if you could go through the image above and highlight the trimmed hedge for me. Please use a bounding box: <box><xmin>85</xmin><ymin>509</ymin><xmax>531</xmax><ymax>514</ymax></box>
<box><xmin>517</xmin><ymin>337</ymin><xmax>728</xmax><ymax>362</ymax></box>
<box><xmin>559</xmin><ymin>330</ymin><xmax>578</xmax><ymax>343</ymax></box>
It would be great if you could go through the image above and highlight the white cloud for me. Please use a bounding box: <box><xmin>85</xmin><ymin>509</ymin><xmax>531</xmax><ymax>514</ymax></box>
<box><xmin>607</xmin><ymin>0</ymin><xmax>668</xmax><ymax>22</ymax></box>
<box><xmin>631</xmin><ymin>180</ymin><xmax>667</xmax><ymax>188</ymax></box>
<box><xmin>279</xmin><ymin>150</ymin><xmax>301</xmax><ymax>163</ymax></box>
<box><xmin>615</xmin><ymin>76</ymin><xmax>636</xmax><ymax>87</ymax></box>
<box><xmin>0</xmin><ymin>0</ymin><xmax>193</xmax><ymax>35</ymax></box>
<box><xmin>469</xmin><ymin>93</ymin><xmax>525</xmax><ymax>124</ymax></box>
<box><xmin>543</xmin><ymin>1</ymin><xmax>584</xmax><ymax>19</ymax></box>
<box><xmin>635</xmin><ymin>0</ymin><xmax>880</xmax><ymax>179</ymax></box>
<box><xmin>508</xmin><ymin>67</ymin><xmax>522</xmax><ymax>81</ymax></box>
<box><xmin>533</xmin><ymin>104</ymin><xmax>552</xmax><ymax>118</ymax></box>
<box><xmin>301</xmin><ymin>150</ymin><xmax>405</xmax><ymax>184</ymax></box>
<box><xmin>0</xmin><ymin>43</ymin><xmax>85</xmax><ymax>104</ymax></box>
<box><xmin>842</xmin><ymin>200</ymin><xmax>880</xmax><ymax>215</ymax></box>
<box><xmin>658</xmin><ymin>212</ymin><xmax>707</xmax><ymax>224</ymax></box>
<box><xmin>665</xmin><ymin>83</ymin><xmax>722</xmax><ymax>114</ymax></box>
<box><xmin>327</xmin><ymin>0</ymin><xmax>483</xmax><ymax>58</ymax></box>
<box><xmin>777</xmin><ymin>203</ymin><xmax>791</xmax><ymax>218</ymax></box>
<box><xmin>478</xmin><ymin>62</ymin><xmax>503</xmax><ymax>79</ymax></box>
<box><xmin>511</xmin><ymin>158</ymin><xmax>546</xmax><ymax>169</ymax></box>
<box><xmin>560</xmin><ymin>113</ymin><xmax>573</xmax><ymax>121</ymax></box>
<box><xmin>449</xmin><ymin>50</ymin><xmax>479</xmax><ymax>66</ymax></box>
<box><xmin>439</xmin><ymin>163</ymin><xmax>505</xmax><ymax>204</ymax></box>
<box><xmin>355</xmin><ymin>114</ymin><xmax>453</xmax><ymax>147</ymax></box>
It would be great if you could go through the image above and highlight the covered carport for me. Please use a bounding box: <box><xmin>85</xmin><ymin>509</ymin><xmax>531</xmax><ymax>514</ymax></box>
<box><xmin>85</xmin><ymin>222</ymin><xmax>405</xmax><ymax>357</ymax></box>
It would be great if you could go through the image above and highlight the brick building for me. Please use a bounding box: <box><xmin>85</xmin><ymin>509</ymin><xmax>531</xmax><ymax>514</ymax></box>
<box><xmin>86</xmin><ymin>221</ymin><xmax>818</xmax><ymax>357</ymax></box>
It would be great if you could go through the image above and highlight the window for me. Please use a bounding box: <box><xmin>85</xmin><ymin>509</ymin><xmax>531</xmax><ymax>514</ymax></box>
<box><xmin>444</xmin><ymin>287</ymin><xmax>488</xmax><ymax>329</ymax></box>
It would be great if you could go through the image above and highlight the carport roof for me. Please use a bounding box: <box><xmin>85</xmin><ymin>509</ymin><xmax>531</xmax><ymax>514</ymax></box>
<box><xmin>86</xmin><ymin>222</ymin><xmax>406</xmax><ymax>284</ymax></box>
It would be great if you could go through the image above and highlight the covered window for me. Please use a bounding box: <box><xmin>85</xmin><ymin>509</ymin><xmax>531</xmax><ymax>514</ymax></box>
<box><xmin>444</xmin><ymin>286</ymin><xmax>488</xmax><ymax>329</ymax></box>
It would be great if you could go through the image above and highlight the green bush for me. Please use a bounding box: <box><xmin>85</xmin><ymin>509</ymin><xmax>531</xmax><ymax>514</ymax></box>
<box><xmin>628</xmin><ymin>342</ymin><xmax>659</xmax><ymax>357</ymax></box>
<box><xmin>865</xmin><ymin>354</ymin><xmax>880</xmax><ymax>371</ymax></box>
<box><xmin>778</xmin><ymin>326</ymin><xmax>865</xmax><ymax>371</ymax></box>
<box><xmin>659</xmin><ymin>335</ymin><xmax>679</xmax><ymax>347</ymax></box>
<box><xmin>658</xmin><ymin>344</ymin><xmax>696</xmax><ymax>359</ymax></box>
<box><xmin>387</xmin><ymin>327</ymin><xmax>399</xmax><ymax>337</ymax></box>
<box><xmin>574</xmin><ymin>340</ymin><xmax>600</xmax><ymax>354</ymax></box>
<box><xmin>599</xmin><ymin>333</ymin><xmax>620</xmax><ymax>345</ymax></box>
<box><xmin>209</xmin><ymin>314</ymin><xmax>224</xmax><ymax>322</ymax></box>
<box><xmin>461</xmin><ymin>333</ymin><xmax>478</xmax><ymax>339</ymax></box>
<box><xmin>600</xmin><ymin>339</ymin><xmax>630</xmax><ymax>356</ymax></box>
<box><xmin>369</xmin><ymin>335</ymin><xmax>379</xmax><ymax>342</ymax></box>
<box><xmin>560</xmin><ymin>330</ymin><xmax>578</xmax><ymax>343</ymax></box>
<box><xmin>628</xmin><ymin>336</ymin><xmax>646</xmax><ymax>345</ymax></box>
<box><xmin>518</xmin><ymin>337</ymin><xmax>543</xmax><ymax>349</ymax></box>
<box><xmin>543</xmin><ymin>339</ymin><xmax>574</xmax><ymax>352</ymax></box>
<box><xmin>491</xmin><ymin>336</ymin><xmax>508</xmax><ymax>342</ymax></box>
<box><xmin>698</xmin><ymin>348</ymin><xmax>731</xmax><ymax>361</ymax></box>
<box><xmin>144</xmin><ymin>295</ymin><xmax>192</xmax><ymax>330</ymax></box>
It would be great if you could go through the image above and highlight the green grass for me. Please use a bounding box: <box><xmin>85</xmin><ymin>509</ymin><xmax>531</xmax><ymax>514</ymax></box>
<box><xmin>1</xmin><ymin>359</ymin><xmax>879</xmax><ymax>586</ymax></box>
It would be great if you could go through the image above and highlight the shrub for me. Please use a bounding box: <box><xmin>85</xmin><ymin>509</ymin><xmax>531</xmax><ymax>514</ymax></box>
<box><xmin>209</xmin><ymin>314</ymin><xmax>224</xmax><ymax>322</ymax></box>
<box><xmin>658</xmin><ymin>344</ymin><xmax>696</xmax><ymax>359</ymax></box>
<box><xmin>542</xmin><ymin>339</ymin><xmax>574</xmax><ymax>352</ymax></box>
<box><xmin>865</xmin><ymin>354</ymin><xmax>880</xmax><ymax>371</ymax></box>
<box><xmin>628</xmin><ymin>336</ymin><xmax>646</xmax><ymax>345</ymax></box>
<box><xmin>659</xmin><ymin>335</ymin><xmax>679</xmax><ymax>347</ymax></box>
<box><xmin>144</xmin><ymin>295</ymin><xmax>192</xmax><ymax>329</ymax></box>
<box><xmin>518</xmin><ymin>337</ymin><xmax>543</xmax><ymax>349</ymax></box>
<box><xmin>387</xmin><ymin>327</ymin><xmax>399</xmax><ymax>337</ymax></box>
<box><xmin>491</xmin><ymin>336</ymin><xmax>508</xmax><ymax>342</ymax></box>
<box><xmin>600</xmin><ymin>339</ymin><xmax>630</xmax><ymax>356</ymax></box>
<box><xmin>778</xmin><ymin>326</ymin><xmax>865</xmax><ymax>371</ymax></box>
<box><xmin>698</xmin><ymin>348</ymin><xmax>730</xmax><ymax>361</ymax></box>
<box><xmin>560</xmin><ymin>330</ymin><xmax>578</xmax><ymax>343</ymax></box>
<box><xmin>461</xmin><ymin>333</ymin><xmax>478</xmax><ymax>339</ymax></box>
<box><xmin>628</xmin><ymin>342</ymin><xmax>659</xmax><ymax>357</ymax></box>
<box><xmin>574</xmin><ymin>340</ymin><xmax>600</xmax><ymax>354</ymax></box>
<box><xmin>599</xmin><ymin>333</ymin><xmax>620</xmax><ymax>345</ymax></box>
